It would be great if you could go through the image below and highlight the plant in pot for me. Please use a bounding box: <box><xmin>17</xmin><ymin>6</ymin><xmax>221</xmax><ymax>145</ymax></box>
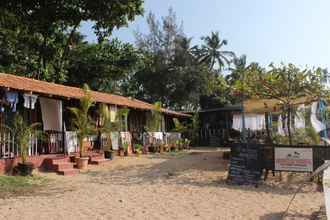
<box><xmin>179</xmin><ymin>139</ymin><xmax>185</xmax><ymax>150</ymax></box>
<box><xmin>98</xmin><ymin>104</ymin><xmax>120</xmax><ymax>160</ymax></box>
<box><xmin>68</xmin><ymin>84</ymin><xmax>95</xmax><ymax>170</ymax></box>
<box><xmin>113</xmin><ymin>107</ymin><xmax>130</xmax><ymax>156</ymax></box>
<box><xmin>12</xmin><ymin>114</ymin><xmax>41</xmax><ymax>176</ymax></box>
<box><xmin>144</xmin><ymin>102</ymin><xmax>163</xmax><ymax>154</ymax></box>
<box><xmin>122</xmin><ymin>142</ymin><xmax>129</xmax><ymax>156</ymax></box>
<box><xmin>159</xmin><ymin>144</ymin><xmax>165</xmax><ymax>154</ymax></box>
<box><xmin>118</xmin><ymin>146</ymin><xmax>125</xmax><ymax>156</ymax></box>
<box><xmin>173</xmin><ymin>140</ymin><xmax>180</xmax><ymax>152</ymax></box>
<box><xmin>134</xmin><ymin>144</ymin><xmax>143</xmax><ymax>156</ymax></box>
<box><xmin>184</xmin><ymin>138</ymin><xmax>191</xmax><ymax>149</ymax></box>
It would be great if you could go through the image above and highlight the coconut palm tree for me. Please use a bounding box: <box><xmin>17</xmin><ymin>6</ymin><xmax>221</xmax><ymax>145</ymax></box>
<box><xmin>196</xmin><ymin>31</ymin><xmax>235</xmax><ymax>71</ymax></box>
<box><xmin>227</xmin><ymin>54</ymin><xmax>249</xmax><ymax>85</ymax></box>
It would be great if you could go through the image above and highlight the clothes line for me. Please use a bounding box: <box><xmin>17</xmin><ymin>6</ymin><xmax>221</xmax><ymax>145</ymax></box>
<box><xmin>232</xmin><ymin>113</ymin><xmax>266</xmax><ymax>131</ymax></box>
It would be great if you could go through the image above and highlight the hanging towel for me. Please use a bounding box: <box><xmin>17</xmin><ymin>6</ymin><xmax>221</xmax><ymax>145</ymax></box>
<box><xmin>232</xmin><ymin>113</ymin><xmax>266</xmax><ymax>131</ymax></box>
<box><xmin>110</xmin><ymin>105</ymin><xmax>117</xmax><ymax>122</ymax></box>
<box><xmin>5</xmin><ymin>91</ymin><xmax>18</xmax><ymax>112</ymax></box>
<box><xmin>277</xmin><ymin>115</ymin><xmax>285</xmax><ymax>136</ymax></box>
<box><xmin>39</xmin><ymin>97</ymin><xmax>63</xmax><ymax>131</ymax></box>
<box><xmin>65</xmin><ymin>131</ymin><xmax>78</xmax><ymax>154</ymax></box>
<box><xmin>23</xmin><ymin>93</ymin><xmax>38</xmax><ymax>109</ymax></box>
<box><xmin>294</xmin><ymin>104</ymin><xmax>305</xmax><ymax>129</ymax></box>
<box><xmin>232</xmin><ymin>114</ymin><xmax>242</xmax><ymax>131</ymax></box>
<box><xmin>153</xmin><ymin>132</ymin><xmax>164</xmax><ymax>140</ymax></box>
<box><xmin>110</xmin><ymin>132</ymin><xmax>119</xmax><ymax>150</ymax></box>
<box><xmin>311</xmin><ymin>102</ymin><xmax>326</xmax><ymax>133</ymax></box>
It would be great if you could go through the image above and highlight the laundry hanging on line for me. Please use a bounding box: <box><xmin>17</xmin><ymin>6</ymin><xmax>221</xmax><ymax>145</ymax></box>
<box><xmin>23</xmin><ymin>93</ymin><xmax>38</xmax><ymax>109</ymax></box>
<box><xmin>110</xmin><ymin>105</ymin><xmax>117</xmax><ymax>122</ymax></box>
<box><xmin>294</xmin><ymin>104</ymin><xmax>305</xmax><ymax>129</ymax></box>
<box><xmin>5</xmin><ymin>91</ymin><xmax>18</xmax><ymax>112</ymax></box>
<box><xmin>311</xmin><ymin>102</ymin><xmax>326</xmax><ymax>133</ymax></box>
<box><xmin>232</xmin><ymin>113</ymin><xmax>266</xmax><ymax>131</ymax></box>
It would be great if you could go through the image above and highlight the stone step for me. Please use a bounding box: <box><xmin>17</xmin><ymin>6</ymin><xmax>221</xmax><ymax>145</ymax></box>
<box><xmin>57</xmin><ymin>169</ymin><xmax>79</xmax><ymax>176</ymax></box>
<box><xmin>51</xmin><ymin>157</ymin><xmax>71</xmax><ymax>164</ymax></box>
<box><xmin>90</xmin><ymin>158</ymin><xmax>111</xmax><ymax>165</ymax></box>
<box><xmin>53</xmin><ymin>162</ymin><xmax>74</xmax><ymax>171</ymax></box>
<box><xmin>88</xmin><ymin>154</ymin><xmax>105</xmax><ymax>160</ymax></box>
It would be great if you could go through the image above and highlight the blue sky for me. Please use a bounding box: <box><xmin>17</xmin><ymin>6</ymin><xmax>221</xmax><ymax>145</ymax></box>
<box><xmin>80</xmin><ymin>0</ymin><xmax>330</xmax><ymax>68</ymax></box>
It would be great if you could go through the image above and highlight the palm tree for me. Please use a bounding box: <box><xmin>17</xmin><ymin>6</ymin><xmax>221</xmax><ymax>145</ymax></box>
<box><xmin>68</xmin><ymin>84</ymin><xmax>95</xmax><ymax>158</ymax></box>
<box><xmin>227</xmin><ymin>54</ymin><xmax>249</xmax><ymax>85</ymax></box>
<box><xmin>196</xmin><ymin>31</ymin><xmax>235</xmax><ymax>71</ymax></box>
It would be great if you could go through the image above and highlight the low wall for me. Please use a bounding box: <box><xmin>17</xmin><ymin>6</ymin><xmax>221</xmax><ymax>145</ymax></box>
<box><xmin>0</xmin><ymin>154</ymin><xmax>65</xmax><ymax>174</ymax></box>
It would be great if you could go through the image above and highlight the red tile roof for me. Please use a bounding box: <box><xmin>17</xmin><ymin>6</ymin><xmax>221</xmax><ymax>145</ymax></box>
<box><xmin>0</xmin><ymin>73</ymin><xmax>189</xmax><ymax>117</ymax></box>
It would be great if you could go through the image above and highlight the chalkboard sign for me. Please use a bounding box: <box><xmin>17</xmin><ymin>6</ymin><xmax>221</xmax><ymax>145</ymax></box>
<box><xmin>228</xmin><ymin>143</ymin><xmax>262</xmax><ymax>186</ymax></box>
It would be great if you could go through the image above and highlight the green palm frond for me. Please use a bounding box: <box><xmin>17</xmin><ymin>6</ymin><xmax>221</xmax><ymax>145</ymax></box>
<box><xmin>68</xmin><ymin>84</ymin><xmax>95</xmax><ymax>157</ymax></box>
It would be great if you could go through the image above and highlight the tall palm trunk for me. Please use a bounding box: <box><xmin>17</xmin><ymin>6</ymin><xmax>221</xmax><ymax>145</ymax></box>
<box><xmin>79</xmin><ymin>136</ymin><xmax>84</xmax><ymax>158</ymax></box>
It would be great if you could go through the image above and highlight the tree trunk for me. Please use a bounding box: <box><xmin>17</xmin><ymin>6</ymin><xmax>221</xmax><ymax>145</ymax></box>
<box><xmin>79</xmin><ymin>137</ymin><xmax>84</xmax><ymax>158</ymax></box>
<box><xmin>287</xmin><ymin>106</ymin><xmax>292</xmax><ymax>145</ymax></box>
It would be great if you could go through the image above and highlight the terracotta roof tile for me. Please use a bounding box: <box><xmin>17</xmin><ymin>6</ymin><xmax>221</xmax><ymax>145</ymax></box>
<box><xmin>0</xmin><ymin>73</ymin><xmax>189</xmax><ymax>117</ymax></box>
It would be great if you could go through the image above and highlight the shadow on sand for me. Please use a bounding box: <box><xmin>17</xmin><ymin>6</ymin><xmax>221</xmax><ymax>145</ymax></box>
<box><xmin>82</xmin><ymin>148</ymin><xmax>315</xmax><ymax>196</ymax></box>
<box><xmin>259</xmin><ymin>209</ymin><xmax>324</xmax><ymax>220</ymax></box>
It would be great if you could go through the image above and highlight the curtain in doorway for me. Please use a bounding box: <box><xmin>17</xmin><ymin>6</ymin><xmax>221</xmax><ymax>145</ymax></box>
<box><xmin>39</xmin><ymin>97</ymin><xmax>63</xmax><ymax>131</ymax></box>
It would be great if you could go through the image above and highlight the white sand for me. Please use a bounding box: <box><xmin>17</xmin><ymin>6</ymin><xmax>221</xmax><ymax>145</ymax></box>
<box><xmin>0</xmin><ymin>148</ymin><xmax>324</xmax><ymax>220</ymax></box>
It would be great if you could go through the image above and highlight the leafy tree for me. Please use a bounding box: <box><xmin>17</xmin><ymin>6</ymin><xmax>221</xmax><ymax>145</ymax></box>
<box><xmin>239</xmin><ymin>63</ymin><xmax>327</xmax><ymax>144</ymax></box>
<box><xmin>199</xmin><ymin>74</ymin><xmax>232</xmax><ymax>109</ymax></box>
<box><xmin>193</xmin><ymin>31</ymin><xmax>235</xmax><ymax>71</ymax></box>
<box><xmin>134</xmin><ymin>9</ymin><xmax>212</xmax><ymax>110</ymax></box>
<box><xmin>66</xmin><ymin>38</ymin><xmax>143</xmax><ymax>93</ymax></box>
<box><xmin>0</xmin><ymin>0</ymin><xmax>144</xmax><ymax>81</ymax></box>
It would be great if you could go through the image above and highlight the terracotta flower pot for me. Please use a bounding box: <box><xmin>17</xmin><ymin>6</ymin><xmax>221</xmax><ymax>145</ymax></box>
<box><xmin>16</xmin><ymin>162</ymin><xmax>34</xmax><ymax>176</ymax></box>
<box><xmin>69</xmin><ymin>155</ymin><xmax>76</xmax><ymax>163</ymax></box>
<box><xmin>76</xmin><ymin>157</ymin><xmax>89</xmax><ymax>169</ymax></box>
<box><xmin>104</xmin><ymin>151</ymin><xmax>114</xmax><ymax>160</ymax></box>
<box><xmin>118</xmin><ymin>149</ymin><xmax>125</xmax><ymax>157</ymax></box>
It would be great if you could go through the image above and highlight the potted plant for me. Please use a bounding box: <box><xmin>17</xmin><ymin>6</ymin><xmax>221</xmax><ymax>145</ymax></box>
<box><xmin>12</xmin><ymin>114</ymin><xmax>40</xmax><ymax>176</ymax></box>
<box><xmin>134</xmin><ymin>144</ymin><xmax>143</xmax><ymax>156</ymax></box>
<box><xmin>68</xmin><ymin>84</ymin><xmax>95</xmax><ymax>169</ymax></box>
<box><xmin>98</xmin><ymin>104</ymin><xmax>120</xmax><ymax>160</ymax></box>
<box><xmin>122</xmin><ymin>142</ymin><xmax>129</xmax><ymax>156</ymax></box>
<box><xmin>118</xmin><ymin>146</ymin><xmax>125</xmax><ymax>156</ymax></box>
<box><xmin>142</xmin><ymin>144</ymin><xmax>148</xmax><ymax>154</ymax></box>
<box><xmin>144</xmin><ymin>102</ymin><xmax>163</xmax><ymax>154</ymax></box>
<box><xmin>184</xmin><ymin>138</ymin><xmax>191</xmax><ymax>149</ymax></box>
<box><xmin>159</xmin><ymin>144</ymin><xmax>165</xmax><ymax>153</ymax></box>
<box><xmin>174</xmin><ymin>140</ymin><xmax>180</xmax><ymax>152</ymax></box>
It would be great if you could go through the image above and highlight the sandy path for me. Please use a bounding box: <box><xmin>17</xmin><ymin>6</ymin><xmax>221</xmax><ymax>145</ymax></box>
<box><xmin>0</xmin><ymin>148</ymin><xmax>324</xmax><ymax>220</ymax></box>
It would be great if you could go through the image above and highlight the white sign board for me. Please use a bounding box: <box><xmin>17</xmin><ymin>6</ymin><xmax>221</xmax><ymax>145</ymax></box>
<box><xmin>275</xmin><ymin>148</ymin><xmax>313</xmax><ymax>172</ymax></box>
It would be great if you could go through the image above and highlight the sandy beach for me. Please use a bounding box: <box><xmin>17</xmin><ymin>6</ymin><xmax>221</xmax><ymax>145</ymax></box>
<box><xmin>0</xmin><ymin>148</ymin><xmax>324</xmax><ymax>220</ymax></box>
